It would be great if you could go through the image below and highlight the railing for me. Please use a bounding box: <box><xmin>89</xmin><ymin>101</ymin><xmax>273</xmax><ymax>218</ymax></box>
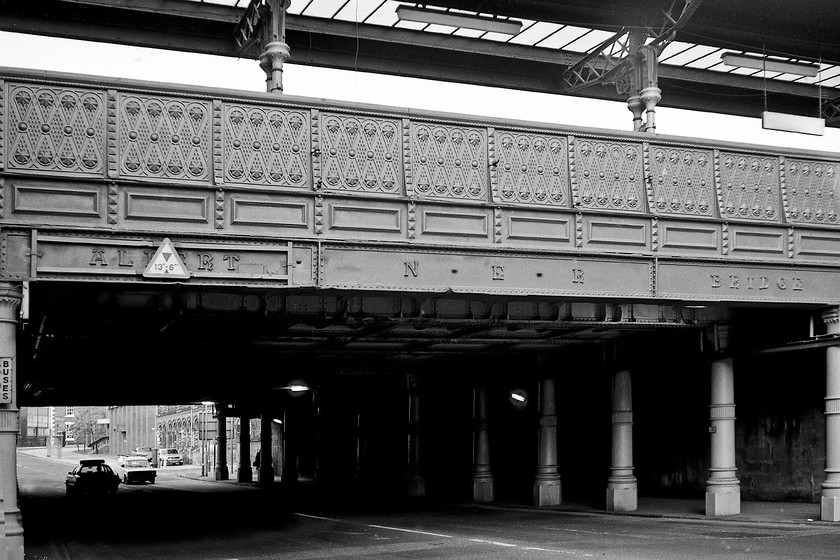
<box><xmin>2</xmin><ymin>68</ymin><xmax>840</xmax><ymax>303</ymax></box>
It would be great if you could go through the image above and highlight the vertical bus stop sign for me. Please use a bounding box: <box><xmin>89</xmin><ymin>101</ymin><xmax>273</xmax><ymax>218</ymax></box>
<box><xmin>143</xmin><ymin>238</ymin><xmax>190</xmax><ymax>280</ymax></box>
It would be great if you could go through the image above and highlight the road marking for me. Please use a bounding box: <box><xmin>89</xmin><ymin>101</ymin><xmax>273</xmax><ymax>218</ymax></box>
<box><xmin>368</xmin><ymin>524</ymin><xmax>453</xmax><ymax>538</ymax></box>
<box><xmin>295</xmin><ymin>513</ymin><xmax>341</xmax><ymax>522</ymax></box>
<box><xmin>469</xmin><ymin>539</ymin><xmax>517</xmax><ymax>547</ymax></box>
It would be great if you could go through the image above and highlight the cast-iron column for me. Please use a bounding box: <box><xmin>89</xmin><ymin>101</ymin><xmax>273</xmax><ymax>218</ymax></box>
<box><xmin>533</xmin><ymin>375</ymin><xmax>561</xmax><ymax>506</ymax></box>
<box><xmin>0</xmin><ymin>283</ymin><xmax>23</xmax><ymax>559</ymax></box>
<box><xmin>607</xmin><ymin>368</ymin><xmax>637</xmax><ymax>511</ymax></box>
<box><xmin>238</xmin><ymin>414</ymin><xmax>252</xmax><ymax>483</ymax></box>
<box><xmin>822</xmin><ymin>308</ymin><xmax>840</xmax><ymax>520</ymax></box>
<box><xmin>259</xmin><ymin>412</ymin><xmax>274</xmax><ymax>485</ymax></box>
<box><xmin>258</xmin><ymin>0</ymin><xmax>291</xmax><ymax>94</ymax></box>
<box><xmin>472</xmin><ymin>383</ymin><xmax>494</xmax><ymax>502</ymax></box>
<box><xmin>705</xmin><ymin>326</ymin><xmax>740</xmax><ymax>516</ymax></box>
<box><xmin>406</xmin><ymin>374</ymin><xmax>425</xmax><ymax>497</ymax></box>
<box><xmin>215</xmin><ymin>412</ymin><xmax>229</xmax><ymax>480</ymax></box>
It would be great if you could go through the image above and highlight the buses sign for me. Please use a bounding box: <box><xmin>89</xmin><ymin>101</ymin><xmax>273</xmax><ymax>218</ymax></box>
<box><xmin>0</xmin><ymin>357</ymin><xmax>12</xmax><ymax>403</ymax></box>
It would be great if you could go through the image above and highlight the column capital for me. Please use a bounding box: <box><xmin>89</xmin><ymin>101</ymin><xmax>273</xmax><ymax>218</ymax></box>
<box><xmin>823</xmin><ymin>307</ymin><xmax>840</xmax><ymax>334</ymax></box>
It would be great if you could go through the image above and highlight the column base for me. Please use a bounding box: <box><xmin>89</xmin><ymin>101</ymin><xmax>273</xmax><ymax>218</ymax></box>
<box><xmin>533</xmin><ymin>479</ymin><xmax>561</xmax><ymax>507</ymax></box>
<box><xmin>473</xmin><ymin>478</ymin><xmax>494</xmax><ymax>503</ymax></box>
<box><xmin>407</xmin><ymin>474</ymin><xmax>425</xmax><ymax>498</ymax></box>
<box><xmin>606</xmin><ymin>483</ymin><xmax>637</xmax><ymax>512</ymax></box>
<box><xmin>5</xmin><ymin>508</ymin><xmax>24</xmax><ymax>560</ymax></box>
<box><xmin>237</xmin><ymin>467</ymin><xmax>253</xmax><ymax>483</ymax></box>
<box><xmin>821</xmin><ymin>488</ymin><xmax>840</xmax><ymax>521</ymax></box>
<box><xmin>705</xmin><ymin>486</ymin><xmax>740</xmax><ymax>516</ymax></box>
<box><xmin>258</xmin><ymin>466</ymin><xmax>275</xmax><ymax>485</ymax></box>
<box><xmin>214</xmin><ymin>467</ymin><xmax>229</xmax><ymax>481</ymax></box>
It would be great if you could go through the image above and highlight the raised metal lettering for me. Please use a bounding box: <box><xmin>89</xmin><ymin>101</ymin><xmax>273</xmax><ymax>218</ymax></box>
<box><xmin>491</xmin><ymin>265</ymin><xmax>505</xmax><ymax>280</ymax></box>
<box><xmin>404</xmin><ymin>261</ymin><xmax>419</xmax><ymax>277</ymax></box>
<box><xmin>90</xmin><ymin>249</ymin><xmax>107</xmax><ymax>266</ymax></box>
<box><xmin>223</xmin><ymin>255</ymin><xmax>240</xmax><ymax>271</ymax></box>
<box><xmin>572</xmin><ymin>269</ymin><xmax>584</xmax><ymax>284</ymax></box>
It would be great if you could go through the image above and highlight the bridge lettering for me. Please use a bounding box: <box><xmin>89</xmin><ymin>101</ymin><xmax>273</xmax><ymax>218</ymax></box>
<box><xmin>572</xmin><ymin>269</ymin><xmax>584</xmax><ymax>284</ymax></box>
<box><xmin>404</xmin><ymin>261</ymin><xmax>419</xmax><ymax>277</ymax></box>
<box><xmin>711</xmin><ymin>273</ymin><xmax>802</xmax><ymax>291</ymax></box>
<box><xmin>90</xmin><ymin>249</ymin><xmax>107</xmax><ymax>266</ymax></box>
<box><xmin>117</xmin><ymin>249</ymin><xmax>134</xmax><ymax>267</ymax></box>
<box><xmin>197</xmin><ymin>254</ymin><xmax>214</xmax><ymax>271</ymax></box>
<box><xmin>491</xmin><ymin>265</ymin><xmax>504</xmax><ymax>280</ymax></box>
<box><xmin>224</xmin><ymin>255</ymin><xmax>240</xmax><ymax>271</ymax></box>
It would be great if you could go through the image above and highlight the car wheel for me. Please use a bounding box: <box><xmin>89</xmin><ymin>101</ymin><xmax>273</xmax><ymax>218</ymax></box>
<box><xmin>150</xmin><ymin>476</ymin><xmax>155</xmax><ymax>484</ymax></box>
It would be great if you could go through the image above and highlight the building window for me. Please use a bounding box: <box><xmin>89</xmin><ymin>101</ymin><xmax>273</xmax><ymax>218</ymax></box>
<box><xmin>65</xmin><ymin>407</ymin><xmax>74</xmax><ymax>417</ymax></box>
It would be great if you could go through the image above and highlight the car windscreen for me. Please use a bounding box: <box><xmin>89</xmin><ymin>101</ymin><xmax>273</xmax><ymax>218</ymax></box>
<box><xmin>125</xmin><ymin>460</ymin><xmax>148</xmax><ymax>467</ymax></box>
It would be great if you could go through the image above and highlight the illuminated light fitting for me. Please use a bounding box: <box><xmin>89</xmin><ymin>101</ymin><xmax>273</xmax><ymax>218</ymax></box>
<box><xmin>279</xmin><ymin>383</ymin><xmax>310</xmax><ymax>393</ymax></box>
<box><xmin>396</xmin><ymin>5</ymin><xmax>523</xmax><ymax>35</ymax></box>
<box><xmin>720</xmin><ymin>52</ymin><xmax>820</xmax><ymax>77</ymax></box>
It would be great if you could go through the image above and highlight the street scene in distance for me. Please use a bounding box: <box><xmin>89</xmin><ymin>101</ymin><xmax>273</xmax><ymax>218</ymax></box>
<box><xmin>2</xmin><ymin>0</ymin><xmax>840</xmax><ymax>559</ymax></box>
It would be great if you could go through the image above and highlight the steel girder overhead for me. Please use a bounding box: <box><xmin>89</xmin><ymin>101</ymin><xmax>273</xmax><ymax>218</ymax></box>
<box><xmin>1</xmin><ymin>0</ymin><xmax>838</xmax><ymax>125</ymax></box>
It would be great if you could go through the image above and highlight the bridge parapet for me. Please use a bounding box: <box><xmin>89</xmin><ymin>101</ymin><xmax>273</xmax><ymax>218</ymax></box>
<box><xmin>2</xmin><ymin>68</ymin><xmax>840</xmax><ymax>304</ymax></box>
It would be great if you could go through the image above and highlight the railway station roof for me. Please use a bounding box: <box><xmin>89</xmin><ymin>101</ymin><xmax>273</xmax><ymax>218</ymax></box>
<box><xmin>2</xmin><ymin>0</ymin><xmax>838</xmax><ymax>127</ymax></box>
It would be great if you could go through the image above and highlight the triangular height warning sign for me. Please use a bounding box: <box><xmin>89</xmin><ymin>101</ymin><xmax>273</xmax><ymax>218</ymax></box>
<box><xmin>143</xmin><ymin>238</ymin><xmax>190</xmax><ymax>280</ymax></box>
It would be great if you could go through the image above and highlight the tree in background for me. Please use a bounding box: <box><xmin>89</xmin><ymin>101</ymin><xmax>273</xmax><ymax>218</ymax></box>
<box><xmin>69</xmin><ymin>406</ymin><xmax>107</xmax><ymax>446</ymax></box>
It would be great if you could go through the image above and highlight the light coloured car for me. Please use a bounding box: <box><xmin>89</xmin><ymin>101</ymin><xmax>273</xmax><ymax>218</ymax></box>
<box><xmin>117</xmin><ymin>457</ymin><xmax>157</xmax><ymax>484</ymax></box>
<box><xmin>157</xmin><ymin>448</ymin><xmax>183</xmax><ymax>467</ymax></box>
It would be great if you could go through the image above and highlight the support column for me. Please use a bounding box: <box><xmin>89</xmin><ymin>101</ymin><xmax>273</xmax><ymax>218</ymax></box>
<box><xmin>215</xmin><ymin>412</ymin><xmax>229</xmax><ymax>480</ymax></box>
<box><xmin>406</xmin><ymin>375</ymin><xmax>425</xmax><ymax>497</ymax></box>
<box><xmin>821</xmin><ymin>308</ymin><xmax>840</xmax><ymax>521</ymax></box>
<box><xmin>0</xmin><ymin>283</ymin><xmax>22</xmax><ymax>559</ymax></box>
<box><xmin>258</xmin><ymin>412</ymin><xmax>274</xmax><ymax>485</ymax></box>
<box><xmin>607</xmin><ymin>368</ymin><xmax>637</xmax><ymax>512</ymax></box>
<box><xmin>533</xmin><ymin>376</ymin><xmax>561</xmax><ymax>506</ymax></box>
<box><xmin>281</xmin><ymin>411</ymin><xmax>297</xmax><ymax>489</ymax></box>
<box><xmin>237</xmin><ymin>414</ymin><xmax>252</xmax><ymax>483</ymax></box>
<box><xmin>257</xmin><ymin>0</ymin><xmax>292</xmax><ymax>94</ymax></box>
<box><xmin>472</xmin><ymin>383</ymin><xmax>494</xmax><ymax>503</ymax></box>
<box><xmin>705</xmin><ymin>326</ymin><xmax>740</xmax><ymax>516</ymax></box>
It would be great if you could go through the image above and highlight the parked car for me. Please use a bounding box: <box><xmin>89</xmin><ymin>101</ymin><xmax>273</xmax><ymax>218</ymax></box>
<box><xmin>117</xmin><ymin>457</ymin><xmax>157</xmax><ymax>484</ymax></box>
<box><xmin>133</xmin><ymin>447</ymin><xmax>155</xmax><ymax>464</ymax></box>
<box><xmin>157</xmin><ymin>448</ymin><xmax>183</xmax><ymax>467</ymax></box>
<box><xmin>65</xmin><ymin>459</ymin><xmax>120</xmax><ymax>497</ymax></box>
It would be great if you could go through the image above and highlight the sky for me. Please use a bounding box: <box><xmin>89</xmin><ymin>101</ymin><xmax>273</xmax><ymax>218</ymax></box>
<box><xmin>0</xmin><ymin>30</ymin><xmax>838</xmax><ymax>154</ymax></box>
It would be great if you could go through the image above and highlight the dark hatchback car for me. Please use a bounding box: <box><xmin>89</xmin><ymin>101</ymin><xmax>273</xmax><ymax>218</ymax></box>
<box><xmin>65</xmin><ymin>459</ymin><xmax>120</xmax><ymax>497</ymax></box>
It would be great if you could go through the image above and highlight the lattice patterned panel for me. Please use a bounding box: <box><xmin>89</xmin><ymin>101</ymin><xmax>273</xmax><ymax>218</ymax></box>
<box><xmin>648</xmin><ymin>146</ymin><xmax>715</xmax><ymax>216</ymax></box>
<box><xmin>719</xmin><ymin>152</ymin><xmax>781</xmax><ymax>221</ymax></box>
<box><xmin>320</xmin><ymin>114</ymin><xmax>401</xmax><ymax>194</ymax></box>
<box><xmin>7</xmin><ymin>84</ymin><xmax>105</xmax><ymax>174</ymax></box>
<box><xmin>575</xmin><ymin>140</ymin><xmax>644</xmax><ymax>212</ymax></box>
<box><xmin>224</xmin><ymin>104</ymin><xmax>309</xmax><ymax>186</ymax></box>
<box><xmin>495</xmin><ymin>131</ymin><xmax>569</xmax><ymax>206</ymax></box>
<box><xmin>411</xmin><ymin>123</ymin><xmax>487</xmax><ymax>200</ymax></box>
<box><xmin>119</xmin><ymin>94</ymin><xmax>210</xmax><ymax>181</ymax></box>
<box><xmin>785</xmin><ymin>159</ymin><xmax>839</xmax><ymax>225</ymax></box>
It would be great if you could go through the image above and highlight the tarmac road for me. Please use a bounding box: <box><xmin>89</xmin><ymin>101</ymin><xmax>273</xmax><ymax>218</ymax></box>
<box><xmin>17</xmin><ymin>450</ymin><xmax>840</xmax><ymax>560</ymax></box>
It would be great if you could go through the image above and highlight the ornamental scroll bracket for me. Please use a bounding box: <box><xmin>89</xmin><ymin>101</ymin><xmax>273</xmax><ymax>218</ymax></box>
<box><xmin>560</xmin><ymin>0</ymin><xmax>703</xmax><ymax>133</ymax></box>
<box><xmin>824</xmin><ymin>95</ymin><xmax>840</xmax><ymax>126</ymax></box>
<box><xmin>235</xmin><ymin>0</ymin><xmax>292</xmax><ymax>94</ymax></box>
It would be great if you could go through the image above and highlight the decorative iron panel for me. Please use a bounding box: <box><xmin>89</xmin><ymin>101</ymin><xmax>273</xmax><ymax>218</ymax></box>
<box><xmin>320</xmin><ymin>113</ymin><xmax>402</xmax><ymax>194</ymax></box>
<box><xmin>575</xmin><ymin>140</ymin><xmax>644</xmax><ymax>212</ymax></box>
<box><xmin>7</xmin><ymin>84</ymin><xmax>105</xmax><ymax>175</ymax></box>
<box><xmin>224</xmin><ymin>104</ymin><xmax>309</xmax><ymax>187</ymax></box>
<box><xmin>784</xmin><ymin>158</ymin><xmax>838</xmax><ymax>226</ymax></box>
<box><xmin>718</xmin><ymin>152</ymin><xmax>781</xmax><ymax>222</ymax></box>
<box><xmin>648</xmin><ymin>146</ymin><xmax>715</xmax><ymax>217</ymax></box>
<box><xmin>495</xmin><ymin>131</ymin><xmax>569</xmax><ymax>206</ymax></box>
<box><xmin>119</xmin><ymin>94</ymin><xmax>211</xmax><ymax>181</ymax></box>
<box><xmin>411</xmin><ymin>122</ymin><xmax>487</xmax><ymax>200</ymax></box>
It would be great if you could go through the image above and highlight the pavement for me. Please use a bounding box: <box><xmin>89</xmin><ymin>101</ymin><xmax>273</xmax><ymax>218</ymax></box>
<box><xmin>17</xmin><ymin>445</ymin><xmax>826</xmax><ymax>528</ymax></box>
